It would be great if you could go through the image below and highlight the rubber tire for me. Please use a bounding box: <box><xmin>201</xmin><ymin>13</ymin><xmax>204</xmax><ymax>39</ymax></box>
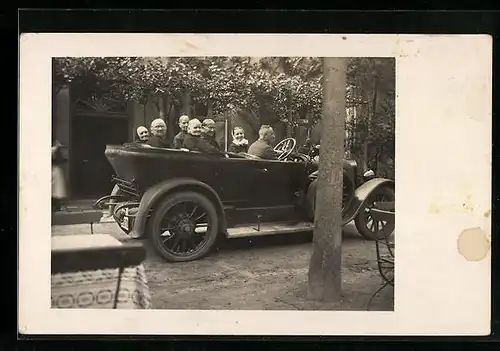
<box><xmin>304</xmin><ymin>170</ymin><xmax>355</xmax><ymax>222</ymax></box>
<box><xmin>354</xmin><ymin>185</ymin><xmax>395</xmax><ymax>241</ymax></box>
<box><xmin>149</xmin><ymin>191</ymin><xmax>219</xmax><ymax>263</ymax></box>
<box><xmin>305</xmin><ymin>179</ymin><xmax>317</xmax><ymax>221</ymax></box>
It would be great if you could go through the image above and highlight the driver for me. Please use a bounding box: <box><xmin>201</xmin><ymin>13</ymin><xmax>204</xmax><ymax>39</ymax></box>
<box><xmin>182</xmin><ymin>118</ymin><xmax>224</xmax><ymax>156</ymax></box>
<box><xmin>247</xmin><ymin>125</ymin><xmax>282</xmax><ymax>160</ymax></box>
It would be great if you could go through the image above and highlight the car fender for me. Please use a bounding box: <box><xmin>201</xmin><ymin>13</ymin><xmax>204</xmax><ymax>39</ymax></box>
<box><xmin>342</xmin><ymin>178</ymin><xmax>395</xmax><ymax>224</ymax></box>
<box><xmin>129</xmin><ymin>178</ymin><xmax>226</xmax><ymax>239</ymax></box>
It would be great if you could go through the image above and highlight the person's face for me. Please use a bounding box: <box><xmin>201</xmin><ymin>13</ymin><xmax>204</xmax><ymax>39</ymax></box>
<box><xmin>138</xmin><ymin>128</ymin><xmax>149</xmax><ymax>141</ymax></box>
<box><xmin>233</xmin><ymin>128</ymin><xmax>244</xmax><ymax>141</ymax></box>
<box><xmin>179</xmin><ymin>117</ymin><xmax>189</xmax><ymax>131</ymax></box>
<box><xmin>151</xmin><ymin>122</ymin><xmax>166</xmax><ymax>137</ymax></box>
<box><xmin>203</xmin><ymin>122</ymin><xmax>216</xmax><ymax>136</ymax></box>
<box><xmin>188</xmin><ymin>122</ymin><xmax>202</xmax><ymax>136</ymax></box>
<box><xmin>265</xmin><ymin>129</ymin><xmax>276</xmax><ymax>145</ymax></box>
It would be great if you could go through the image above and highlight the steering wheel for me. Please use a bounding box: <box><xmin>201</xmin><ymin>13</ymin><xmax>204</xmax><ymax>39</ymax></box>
<box><xmin>273</xmin><ymin>138</ymin><xmax>297</xmax><ymax>161</ymax></box>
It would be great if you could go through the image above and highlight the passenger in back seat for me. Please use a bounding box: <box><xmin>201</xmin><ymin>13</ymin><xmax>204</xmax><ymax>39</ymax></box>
<box><xmin>182</xmin><ymin>119</ymin><xmax>225</xmax><ymax>156</ymax></box>
<box><xmin>146</xmin><ymin>119</ymin><xmax>170</xmax><ymax>148</ymax></box>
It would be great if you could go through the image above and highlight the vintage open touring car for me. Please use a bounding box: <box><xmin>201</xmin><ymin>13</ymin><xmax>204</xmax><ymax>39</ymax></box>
<box><xmin>94</xmin><ymin>137</ymin><xmax>395</xmax><ymax>262</ymax></box>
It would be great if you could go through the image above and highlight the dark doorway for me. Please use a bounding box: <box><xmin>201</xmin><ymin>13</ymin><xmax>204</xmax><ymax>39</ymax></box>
<box><xmin>71</xmin><ymin>114</ymin><xmax>129</xmax><ymax>199</ymax></box>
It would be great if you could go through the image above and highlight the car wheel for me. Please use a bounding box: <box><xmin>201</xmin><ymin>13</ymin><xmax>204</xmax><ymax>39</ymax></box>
<box><xmin>305</xmin><ymin>170</ymin><xmax>354</xmax><ymax>221</ymax></box>
<box><xmin>354</xmin><ymin>185</ymin><xmax>395</xmax><ymax>241</ymax></box>
<box><xmin>149</xmin><ymin>191</ymin><xmax>219</xmax><ymax>262</ymax></box>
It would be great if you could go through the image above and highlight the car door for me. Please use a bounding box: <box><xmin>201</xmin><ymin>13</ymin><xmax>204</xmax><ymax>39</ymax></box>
<box><xmin>216</xmin><ymin>156</ymin><xmax>264</xmax><ymax>208</ymax></box>
<box><xmin>253</xmin><ymin>159</ymin><xmax>303</xmax><ymax>207</ymax></box>
<box><xmin>217</xmin><ymin>156</ymin><xmax>306</xmax><ymax>224</ymax></box>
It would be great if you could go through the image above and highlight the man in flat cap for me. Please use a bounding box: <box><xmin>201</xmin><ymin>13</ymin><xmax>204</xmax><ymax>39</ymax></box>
<box><xmin>173</xmin><ymin>115</ymin><xmax>190</xmax><ymax>149</ymax></box>
<box><xmin>201</xmin><ymin>118</ymin><xmax>221</xmax><ymax>151</ymax></box>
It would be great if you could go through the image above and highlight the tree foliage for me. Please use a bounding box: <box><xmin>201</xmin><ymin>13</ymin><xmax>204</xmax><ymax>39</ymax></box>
<box><xmin>345</xmin><ymin>58</ymin><xmax>395</xmax><ymax>176</ymax></box>
<box><xmin>53</xmin><ymin>56</ymin><xmax>325</xmax><ymax>123</ymax></box>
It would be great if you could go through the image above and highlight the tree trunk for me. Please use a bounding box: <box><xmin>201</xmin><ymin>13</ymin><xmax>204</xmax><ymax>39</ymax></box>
<box><xmin>287</xmin><ymin>92</ymin><xmax>293</xmax><ymax>138</ymax></box>
<box><xmin>365</xmin><ymin>75</ymin><xmax>378</xmax><ymax>171</ymax></box>
<box><xmin>371</xmin><ymin>76</ymin><xmax>378</xmax><ymax>127</ymax></box>
<box><xmin>307</xmin><ymin>58</ymin><xmax>347</xmax><ymax>302</ymax></box>
<box><xmin>307</xmin><ymin>110</ymin><xmax>313</xmax><ymax>140</ymax></box>
<box><xmin>182</xmin><ymin>89</ymin><xmax>191</xmax><ymax>115</ymax></box>
<box><xmin>155</xmin><ymin>95</ymin><xmax>163</xmax><ymax>118</ymax></box>
<box><xmin>163</xmin><ymin>94</ymin><xmax>176</xmax><ymax>142</ymax></box>
<box><xmin>142</xmin><ymin>96</ymin><xmax>148</xmax><ymax>126</ymax></box>
<box><xmin>207</xmin><ymin>99</ymin><xmax>214</xmax><ymax>118</ymax></box>
<box><xmin>362</xmin><ymin>141</ymin><xmax>369</xmax><ymax>173</ymax></box>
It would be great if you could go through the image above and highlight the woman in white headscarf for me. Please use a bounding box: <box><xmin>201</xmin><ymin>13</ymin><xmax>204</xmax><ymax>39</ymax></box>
<box><xmin>134</xmin><ymin>126</ymin><xmax>150</xmax><ymax>143</ymax></box>
<box><xmin>51</xmin><ymin>140</ymin><xmax>68</xmax><ymax>212</ymax></box>
<box><xmin>228</xmin><ymin>126</ymin><xmax>249</xmax><ymax>153</ymax></box>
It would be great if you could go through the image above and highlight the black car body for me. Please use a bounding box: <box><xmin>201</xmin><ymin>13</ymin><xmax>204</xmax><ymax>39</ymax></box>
<box><xmin>96</xmin><ymin>141</ymin><xmax>395</xmax><ymax>262</ymax></box>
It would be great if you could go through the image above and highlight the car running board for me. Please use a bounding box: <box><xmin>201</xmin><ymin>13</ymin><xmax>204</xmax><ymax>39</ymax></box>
<box><xmin>226</xmin><ymin>221</ymin><xmax>314</xmax><ymax>238</ymax></box>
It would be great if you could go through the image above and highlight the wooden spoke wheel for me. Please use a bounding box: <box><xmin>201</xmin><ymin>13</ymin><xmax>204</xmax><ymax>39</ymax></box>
<box><xmin>354</xmin><ymin>186</ymin><xmax>395</xmax><ymax>241</ymax></box>
<box><xmin>149</xmin><ymin>191</ymin><xmax>219</xmax><ymax>262</ymax></box>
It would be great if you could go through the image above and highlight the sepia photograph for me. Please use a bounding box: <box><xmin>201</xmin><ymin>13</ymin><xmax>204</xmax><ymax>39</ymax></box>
<box><xmin>19</xmin><ymin>34</ymin><xmax>491</xmax><ymax>336</ymax></box>
<box><xmin>50</xmin><ymin>55</ymin><xmax>396</xmax><ymax>311</ymax></box>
